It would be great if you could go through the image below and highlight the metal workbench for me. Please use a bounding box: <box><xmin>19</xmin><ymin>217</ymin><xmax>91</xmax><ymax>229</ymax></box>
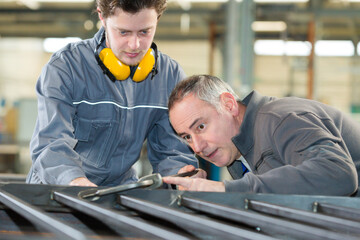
<box><xmin>1</xmin><ymin>182</ymin><xmax>360</xmax><ymax>240</ymax></box>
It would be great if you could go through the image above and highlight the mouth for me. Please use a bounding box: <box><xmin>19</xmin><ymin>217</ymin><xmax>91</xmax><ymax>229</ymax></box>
<box><xmin>205</xmin><ymin>148</ymin><xmax>218</xmax><ymax>159</ymax></box>
<box><xmin>125</xmin><ymin>52</ymin><xmax>140</xmax><ymax>58</ymax></box>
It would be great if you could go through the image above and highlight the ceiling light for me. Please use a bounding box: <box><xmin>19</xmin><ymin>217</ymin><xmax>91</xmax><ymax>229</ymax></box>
<box><xmin>255</xmin><ymin>0</ymin><xmax>308</xmax><ymax>2</ymax></box>
<box><xmin>170</xmin><ymin>0</ymin><xmax>308</xmax><ymax>2</ymax></box>
<box><xmin>43</xmin><ymin>37</ymin><xmax>81</xmax><ymax>53</ymax></box>
<box><xmin>252</xmin><ymin>21</ymin><xmax>287</xmax><ymax>32</ymax></box>
<box><xmin>315</xmin><ymin>40</ymin><xmax>354</xmax><ymax>57</ymax></box>
<box><xmin>14</xmin><ymin>0</ymin><xmax>93</xmax><ymax>3</ymax></box>
<box><xmin>35</xmin><ymin>0</ymin><xmax>93</xmax><ymax>2</ymax></box>
<box><xmin>254</xmin><ymin>40</ymin><xmax>311</xmax><ymax>56</ymax></box>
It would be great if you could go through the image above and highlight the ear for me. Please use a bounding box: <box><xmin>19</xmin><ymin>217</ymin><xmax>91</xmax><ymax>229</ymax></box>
<box><xmin>97</xmin><ymin>7</ymin><xmax>106</xmax><ymax>26</ymax></box>
<box><xmin>219</xmin><ymin>92</ymin><xmax>239</xmax><ymax>116</ymax></box>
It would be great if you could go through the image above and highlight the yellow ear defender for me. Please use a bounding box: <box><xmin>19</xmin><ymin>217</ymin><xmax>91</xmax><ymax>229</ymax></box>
<box><xmin>132</xmin><ymin>48</ymin><xmax>155</xmax><ymax>82</ymax></box>
<box><xmin>95</xmin><ymin>31</ymin><xmax>158</xmax><ymax>82</ymax></box>
<box><xmin>98</xmin><ymin>48</ymin><xmax>131</xmax><ymax>81</ymax></box>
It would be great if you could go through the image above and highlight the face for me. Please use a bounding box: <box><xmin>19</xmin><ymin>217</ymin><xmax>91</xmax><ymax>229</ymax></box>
<box><xmin>99</xmin><ymin>8</ymin><xmax>158</xmax><ymax>66</ymax></box>
<box><xmin>169</xmin><ymin>93</ymin><xmax>241</xmax><ymax>167</ymax></box>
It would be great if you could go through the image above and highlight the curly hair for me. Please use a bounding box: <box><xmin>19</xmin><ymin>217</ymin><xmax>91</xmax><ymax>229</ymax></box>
<box><xmin>96</xmin><ymin>0</ymin><xmax>167</xmax><ymax>19</ymax></box>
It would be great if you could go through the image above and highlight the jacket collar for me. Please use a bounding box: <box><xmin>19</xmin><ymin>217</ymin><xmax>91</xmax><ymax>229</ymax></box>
<box><xmin>231</xmin><ymin>90</ymin><xmax>272</xmax><ymax>157</ymax></box>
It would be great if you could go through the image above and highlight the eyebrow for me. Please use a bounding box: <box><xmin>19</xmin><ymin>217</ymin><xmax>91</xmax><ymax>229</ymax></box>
<box><xmin>117</xmin><ymin>26</ymin><xmax>152</xmax><ymax>32</ymax></box>
<box><xmin>138</xmin><ymin>27</ymin><xmax>152</xmax><ymax>32</ymax></box>
<box><xmin>178</xmin><ymin>118</ymin><xmax>201</xmax><ymax>138</ymax></box>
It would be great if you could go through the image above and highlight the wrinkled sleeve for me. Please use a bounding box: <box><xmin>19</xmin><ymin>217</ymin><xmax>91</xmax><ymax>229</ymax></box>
<box><xmin>28</xmin><ymin>61</ymin><xmax>85</xmax><ymax>185</ymax></box>
<box><xmin>146</xmin><ymin>112</ymin><xmax>199</xmax><ymax>176</ymax></box>
<box><xmin>225</xmin><ymin>113</ymin><xmax>358</xmax><ymax>196</ymax></box>
<box><xmin>145</xmin><ymin>58</ymin><xmax>198</xmax><ymax>176</ymax></box>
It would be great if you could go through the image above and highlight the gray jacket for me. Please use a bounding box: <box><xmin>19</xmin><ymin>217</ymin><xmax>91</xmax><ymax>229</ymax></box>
<box><xmin>225</xmin><ymin>91</ymin><xmax>360</xmax><ymax>195</ymax></box>
<box><xmin>27</xmin><ymin>28</ymin><xmax>198</xmax><ymax>186</ymax></box>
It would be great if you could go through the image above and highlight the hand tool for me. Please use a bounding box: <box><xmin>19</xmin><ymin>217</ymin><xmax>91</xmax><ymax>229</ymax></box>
<box><xmin>77</xmin><ymin>169</ymin><xmax>199</xmax><ymax>201</ymax></box>
<box><xmin>77</xmin><ymin>173</ymin><xmax>162</xmax><ymax>201</ymax></box>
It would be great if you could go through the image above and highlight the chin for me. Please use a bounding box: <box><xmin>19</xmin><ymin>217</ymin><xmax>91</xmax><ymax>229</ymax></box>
<box><xmin>211</xmin><ymin>160</ymin><xmax>227</xmax><ymax>168</ymax></box>
<box><xmin>123</xmin><ymin>60</ymin><xmax>139</xmax><ymax>67</ymax></box>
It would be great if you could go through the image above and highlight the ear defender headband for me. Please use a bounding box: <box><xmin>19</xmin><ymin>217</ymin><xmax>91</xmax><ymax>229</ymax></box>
<box><xmin>95</xmin><ymin>31</ymin><xmax>158</xmax><ymax>82</ymax></box>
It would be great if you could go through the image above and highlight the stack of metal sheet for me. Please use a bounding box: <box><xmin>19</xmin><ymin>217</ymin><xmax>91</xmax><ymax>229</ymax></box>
<box><xmin>1</xmin><ymin>182</ymin><xmax>360</xmax><ymax>240</ymax></box>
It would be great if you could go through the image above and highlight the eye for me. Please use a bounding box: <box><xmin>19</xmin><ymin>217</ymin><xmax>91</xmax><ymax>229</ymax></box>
<box><xmin>198</xmin><ymin>123</ymin><xmax>205</xmax><ymax>130</ymax></box>
<box><xmin>139</xmin><ymin>30</ymin><xmax>149</xmax><ymax>36</ymax></box>
<box><xmin>183</xmin><ymin>134</ymin><xmax>192</xmax><ymax>142</ymax></box>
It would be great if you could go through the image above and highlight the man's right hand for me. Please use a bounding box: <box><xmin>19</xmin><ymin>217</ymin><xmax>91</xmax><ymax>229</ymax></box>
<box><xmin>174</xmin><ymin>165</ymin><xmax>207</xmax><ymax>190</ymax></box>
<box><xmin>177</xmin><ymin>165</ymin><xmax>207</xmax><ymax>179</ymax></box>
<box><xmin>163</xmin><ymin>176</ymin><xmax>225</xmax><ymax>192</ymax></box>
<box><xmin>69</xmin><ymin>177</ymin><xmax>97</xmax><ymax>187</ymax></box>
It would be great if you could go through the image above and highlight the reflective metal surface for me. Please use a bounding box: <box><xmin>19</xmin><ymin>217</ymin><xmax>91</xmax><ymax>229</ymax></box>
<box><xmin>1</xmin><ymin>183</ymin><xmax>360</xmax><ymax>240</ymax></box>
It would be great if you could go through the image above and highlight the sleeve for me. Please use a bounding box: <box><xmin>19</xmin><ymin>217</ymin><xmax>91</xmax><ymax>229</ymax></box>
<box><xmin>146</xmin><ymin>111</ymin><xmax>199</xmax><ymax>177</ymax></box>
<box><xmin>225</xmin><ymin>113</ymin><xmax>358</xmax><ymax>196</ymax></box>
<box><xmin>145</xmin><ymin>55</ymin><xmax>198</xmax><ymax>176</ymax></box>
<box><xmin>29</xmin><ymin>60</ymin><xmax>85</xmax><ymax>185</ymax></box>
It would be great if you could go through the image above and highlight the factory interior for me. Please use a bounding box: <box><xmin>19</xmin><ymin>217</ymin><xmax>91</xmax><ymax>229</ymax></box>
<box><xmin>1</xmin><ymin>1</ymin><xmax>360</xmax><ymax>239</ymax></box>
<box><xmin>0</xmin><ymin>0</ymin><xmax>360</xmax><ymax>180</ymax></box>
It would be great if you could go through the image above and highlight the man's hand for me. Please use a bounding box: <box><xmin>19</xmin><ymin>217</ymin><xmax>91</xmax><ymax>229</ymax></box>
<box><xmin>178</xmin><ymin>165</ymin><xmax>207</xmax><ymax>179</ymax></box>
<box><xmin>163</xmin><ymin>176</ymin><xmax>225</xmax><ymax>192</ymax></box>
<box><xmin>69</xmin><ymin>177</ymin><xmax>97</xmax><ymax>187</ymax></box>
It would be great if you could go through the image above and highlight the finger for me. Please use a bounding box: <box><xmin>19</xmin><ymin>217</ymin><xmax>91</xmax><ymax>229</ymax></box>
<box><xmin>70</xmin><ymin>178</ymin><xmax>97</xmax><ymax>187</ymax></box>
<box><xmin>178</xmin><ymin>165</ymin><xmax>196</xmax><ymax>174</ymax></box>
<box><xmin>163</xmin><ymin>176</ymin><xmax>192</xmax><ymax>189</ymax></box>
<box><xmin>192</xmin><ymin>168</ymin><xmax>207</xmax><ymax>179</ymax></box>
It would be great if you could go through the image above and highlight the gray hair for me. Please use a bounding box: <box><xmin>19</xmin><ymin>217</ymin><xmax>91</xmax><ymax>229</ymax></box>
<box><xmin>168</xmin><ymin>75</ymin><xmax>241</xmax><ymax>111</ymax></box>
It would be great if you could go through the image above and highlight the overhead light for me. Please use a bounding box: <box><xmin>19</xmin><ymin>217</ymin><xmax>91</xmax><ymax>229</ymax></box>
<box><xmin>254</xmin><ymin>39</ymin><xmax>355</xmax><ymax>57</ymax></box>
<box><xmin>285</xmin><ymin>41</ymin><xmax>311</xmax><ymax>56</ymax></box>
<box><xmin>17</xmin><ymin>0</ymin><xmax>40</xmax><ymax>10</ymax></box>
<box><xmin>254</xmin><ymin>40</ymin><xmax>285</xmax><ymax>56</ymax></box>
<box><xmin>84</xmin><ymin>20</ymin><xmax>94</xmax><ymax>31</ymax></box>
<box><xmin>170</xmin><ymin>0</ymin><xmax>228</xmax><ymax>2</ymax></box>
<box><xmin>255</xmin><ymin>0</ymin><xmax>308</xmax><ymax>2</ymax></box>
<box><xmin>254</xmin><ymin>40</ymin><xmax>311</xmax><ymax>56</ymax></box>
<box><xmin>180</xmin><ymin>14</ymin><xmax>190</xmax><ymax>34</ymax></box>
<box><xmin>170</xmin><ymin>0</ymin><xmax>308</xmax><ymax>2</ymax></box>
<box><xmin>252</xmin><ymin>21</ymin><xmax>287</xmax><ymax>32</ymax></box>
<box><xmin>43</xmin><ymin>37</ymin><xmax>81</xmax><ymax>53</ymax></box>
<box><xmin>315</xmin><ymin>40</ymin><xmax>354</xmax><ymax>57</ymax></box>
<box><xmin>32</xmin><ymin>0</ymin><xmax>93</xmax><ymax>2</ymax></box>
<box><xmin>14</xmin><ymin>0</ymin><xmax>93</xmax><ymax>3</ymax></box>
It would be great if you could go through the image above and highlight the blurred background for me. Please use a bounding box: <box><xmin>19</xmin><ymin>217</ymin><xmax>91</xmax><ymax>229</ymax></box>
<box><xmin>0</xmin><ymin>0</ymin><xmax>360</xmax><ymax>181</ymax></box>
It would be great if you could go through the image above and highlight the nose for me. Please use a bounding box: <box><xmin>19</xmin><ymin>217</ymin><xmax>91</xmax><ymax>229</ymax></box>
<box><xmin>191</xmin><ymin>135</ymin><xmax>206</xmax><ymax>155</ymax></box>
<box><xmin>128</xmin><ymin>34</ymin><xmax>140</xmax><ymax>50</ymax></box>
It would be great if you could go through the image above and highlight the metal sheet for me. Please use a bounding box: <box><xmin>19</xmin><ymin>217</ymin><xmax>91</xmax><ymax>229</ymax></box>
<box><xmin>118</xmin><ymin>194</ymin><xmax>277</xmax><ymax>240</ymax></box>
<box><xmin>53</xmin><ymin>191</ymin><xmax>191</xmax><ymax>240</ymax></box>
<box><xmin>0</xmin><ymin>190</ymin><xmax>87</xmax><ymax>240</ymax></box>
<box><xmin>313</xmin><ymin>201</ymin><xmax>360</xmax><ymax>221</ymax></box>
<box><xmin>180</xmin><ymin>196</ymin><xmax>357</xmax><ymax>240</ymax></box>
<box><xmin>247</xmin><ymin>199</ymin><xmax>360</xmax><ymax>235</ymax></box>
<box><xmin>1</xmin><ymin>183</ymin><xmax>360</xmax><ymax>240</ymax></box>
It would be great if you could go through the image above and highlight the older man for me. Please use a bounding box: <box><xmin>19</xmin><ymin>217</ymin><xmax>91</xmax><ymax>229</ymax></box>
<box><xmin>163</xmin><ymin>74</ymin><xmax>360</xmax><ymax>196</ymax></box>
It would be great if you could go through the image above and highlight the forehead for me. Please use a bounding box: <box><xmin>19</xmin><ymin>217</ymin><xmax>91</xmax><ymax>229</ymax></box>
<box><xmin>107</xmin><ymin>8</ymin><xmax>158</xmax><ymax>29</ymax></box>
<box><xmin>169</xmin><ymin>94</ymin><xmax>217</xmax><ymax>131</ymax></box>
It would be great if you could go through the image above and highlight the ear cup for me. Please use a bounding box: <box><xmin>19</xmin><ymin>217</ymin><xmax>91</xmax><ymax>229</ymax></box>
<box><xmin>132</xmin><ymin>48</ymin><xmax>155</xmax><ymax>82</ymax></box>
<box><xmin>99</xmin><ymin>48</ymin><xmax>130</xmax><ymax>80</ymax></box>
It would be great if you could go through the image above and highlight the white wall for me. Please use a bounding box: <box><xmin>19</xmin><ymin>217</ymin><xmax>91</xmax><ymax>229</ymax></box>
<box><xmin>0</xmin><ymin>38</ymin><xmax>52</xmax><ymax>103</ymax></box>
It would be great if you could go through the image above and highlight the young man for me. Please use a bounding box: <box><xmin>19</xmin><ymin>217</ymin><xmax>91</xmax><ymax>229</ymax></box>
<box><xmin>163</xmin><ymin>74</ymin><xmax>360</xmax><ymax>196</ymax></box>
<box><xmin>27</xmin><ymin>0</ymin><xmax>198</xmax><ymax>186</ymax></box>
